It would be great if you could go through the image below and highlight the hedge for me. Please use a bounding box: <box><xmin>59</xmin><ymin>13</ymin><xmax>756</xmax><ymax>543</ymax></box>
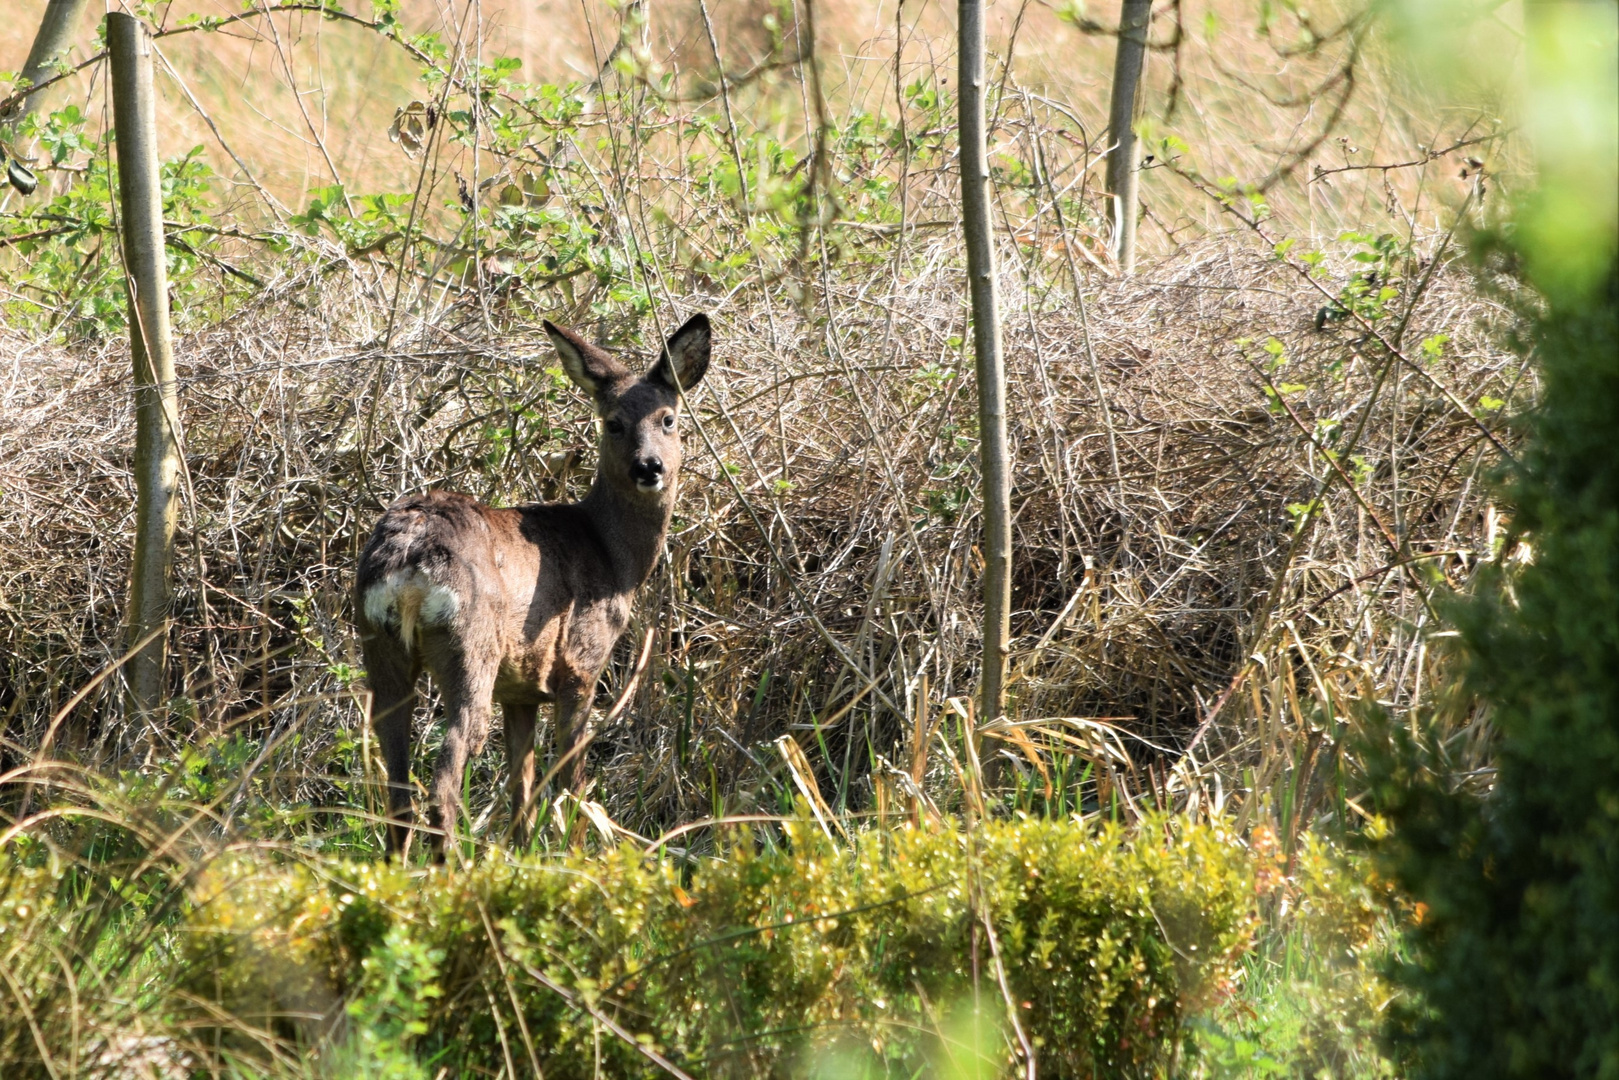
<box><xmin>185</xmin><ymin>816</ymin><xmax>1257</xmax><ymax>1078</ymax></box>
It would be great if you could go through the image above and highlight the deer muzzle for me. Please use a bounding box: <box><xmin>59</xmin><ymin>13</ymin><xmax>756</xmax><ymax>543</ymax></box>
<box><xmin>630</xmin><ymin>457</ymin><xmax>665</xmax><ymax>491</ymax></box>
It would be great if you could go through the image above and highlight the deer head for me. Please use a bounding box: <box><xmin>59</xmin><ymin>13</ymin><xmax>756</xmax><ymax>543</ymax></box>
<box><xmin>543</xmin><ymin>314</ymin><xmax>712</xmax><ymax>503</ymax></box>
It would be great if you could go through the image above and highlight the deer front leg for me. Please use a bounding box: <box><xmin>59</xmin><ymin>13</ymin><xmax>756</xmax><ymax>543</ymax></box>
<box><xmin>503</xmin><ymin>701</ymin><xmax>538</xmax><ymax>849</ymax></box>
<box><xmin>551</xmin><ymin>687</ymin><xmax>592</xmax><ymax>796</ymax></box>
<box><xmin>550</xmin><ymin>685</ymin><xmax>595</xmax><ymax>848</ymax></box>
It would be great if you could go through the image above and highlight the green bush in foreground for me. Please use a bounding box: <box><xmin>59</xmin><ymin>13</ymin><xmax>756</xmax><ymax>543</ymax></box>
<box><xmin>1367</xmin><ymin>256</ymin><xmax>1619</xmax><ymax>1078</ymax></box>
<box><xmin>184</xmin><ymin>816</ymin><xmax>1256</xmax><ymax>1078</ymax></box>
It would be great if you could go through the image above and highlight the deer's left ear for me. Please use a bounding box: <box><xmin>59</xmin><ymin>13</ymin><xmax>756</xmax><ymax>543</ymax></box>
<box><xmin>647</xmin><ymin>313</ymin><xmax>711</xmax><ymax>393</ymax></box>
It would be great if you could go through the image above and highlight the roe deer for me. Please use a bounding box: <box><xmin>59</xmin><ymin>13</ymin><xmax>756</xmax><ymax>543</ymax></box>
<box><xmin>354</xmin><ymin>314</ymin><xmax>712</xmax><ymax>858</ymax></box>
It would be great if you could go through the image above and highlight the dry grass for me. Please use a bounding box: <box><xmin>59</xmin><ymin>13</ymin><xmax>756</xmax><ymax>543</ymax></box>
<box><xmin>0</xmin><ymin>233</ymin><xmax>1525</xmax><ymax>842</ymax></box>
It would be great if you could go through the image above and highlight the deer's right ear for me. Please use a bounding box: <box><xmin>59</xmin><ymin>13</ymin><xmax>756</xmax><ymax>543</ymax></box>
<box><xmin>545</xmin><ymin>320</ymin><xmax>628</xmax><ymax>400</ymax></box>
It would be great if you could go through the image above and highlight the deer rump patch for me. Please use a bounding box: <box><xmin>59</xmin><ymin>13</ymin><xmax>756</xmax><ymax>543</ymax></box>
<box><xmin>363</xmin><ymin>569</ymin><xmax>462</xmax><ymax>647</ymax></box>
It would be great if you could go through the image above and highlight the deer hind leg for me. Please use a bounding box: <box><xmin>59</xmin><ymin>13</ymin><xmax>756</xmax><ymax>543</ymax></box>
<box><xmin>426</xmin><ymin>650</ymin><xmax>497</xmax><ymax>863</ymax></box>
<box><xmin>502</xmin><ymin>701</ymin><xmax>538</xmax><ymax>849</ymax></box>
<box><xmin>363</xmin><ymin>640</ymin><xmax>419</xmax><ymax>859</ymax></box>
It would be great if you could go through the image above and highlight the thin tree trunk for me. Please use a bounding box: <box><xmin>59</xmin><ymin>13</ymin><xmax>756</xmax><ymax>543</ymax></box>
<box><xmin>959</xmin><ymin>35</ymin><xmax>1035</xmax><ymax>1079</ymax></box>
<box><xmin>2</xmin><ymin>0</ymin><xmax>90</xmax><ymax>131</ymax></box>
<box><xmin>1104</xmin><ymin>0</ymin><xmax>1152</xmax><ymax>274</ymax></box>
<box><xmin>110</xmin><ymin>13</ymin><xmax>181</xmax><ymax>719</ymax></box>
<box><xmin>958</xmin><ymin>0</ymin><xmax>1012</xmax><ymax>749</ymax></box>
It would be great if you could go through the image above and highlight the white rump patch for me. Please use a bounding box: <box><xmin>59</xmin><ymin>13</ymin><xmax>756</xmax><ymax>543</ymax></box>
<box><xmin>364</xmin><ymin>571</ymin><xmax>461</xmax><ymax>647</ymax></box>
<box><xmin>420</xmin><ymin>583</ymin><xmax>461</xmax><ymax>624</ymax></box>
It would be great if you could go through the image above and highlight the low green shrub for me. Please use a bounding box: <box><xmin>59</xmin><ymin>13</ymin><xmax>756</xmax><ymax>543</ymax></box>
<box><xmin>184</xmin><ymin>816</ymin><xmax>1257</xmax><ymax>1078</ymax></box>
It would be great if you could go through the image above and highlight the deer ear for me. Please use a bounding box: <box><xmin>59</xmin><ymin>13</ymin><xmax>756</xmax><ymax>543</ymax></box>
<box><xmin>647</xmin><ymin>313</ymin><xmax>711</xmax><ymax>393</ymax></box>
<box><xmin>545</xmin><ymin>320</ymin><xmax>628</xmax><ymax>400</ymax></box>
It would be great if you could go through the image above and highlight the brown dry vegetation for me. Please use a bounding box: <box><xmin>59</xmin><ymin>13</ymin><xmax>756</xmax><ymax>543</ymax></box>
<box><xmin>0</xmin><ymin>239</ymin><xmax>1524</xmax><ymax>837</ymax></box>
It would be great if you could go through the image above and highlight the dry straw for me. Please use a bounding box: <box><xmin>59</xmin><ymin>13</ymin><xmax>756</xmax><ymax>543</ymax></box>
<box><xmin>0</xmin><ymin>229</ymin><xmax>1524</xmax><ymax>840</ymax></box>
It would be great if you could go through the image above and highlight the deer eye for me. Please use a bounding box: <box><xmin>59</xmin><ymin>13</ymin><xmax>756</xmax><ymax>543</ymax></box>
<box><xmin>605</xmin><ymin>418</ymin><xmax>624</xmax><ymax>436</ymax></box>
<box><xmin>662</xmin><ymin>413</ymin><xmax>676</xmax><ymax>430</ymax></box>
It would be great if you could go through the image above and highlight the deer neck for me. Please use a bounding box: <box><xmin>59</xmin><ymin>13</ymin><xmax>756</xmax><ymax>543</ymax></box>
<box><xmin>580</xmin><ymin>474</ymin><xmax>673</xmax><ymax>590</ymax></box>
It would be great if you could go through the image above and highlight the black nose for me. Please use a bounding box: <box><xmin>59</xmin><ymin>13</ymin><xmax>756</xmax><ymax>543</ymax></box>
<box><xmin>630</xmin><ymin>458</ymin><xmax>664</xmax><ymax>484</ymax></box>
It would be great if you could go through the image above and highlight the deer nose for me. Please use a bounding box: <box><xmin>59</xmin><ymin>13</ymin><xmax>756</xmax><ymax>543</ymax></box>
<box><xmin>630</xmin><ymin>457</ymin><xmax>664</xmax><ymax>488</ymax></box>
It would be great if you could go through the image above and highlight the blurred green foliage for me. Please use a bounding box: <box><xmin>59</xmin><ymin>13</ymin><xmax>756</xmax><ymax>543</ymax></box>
<box><xmin>183</xmin><ymin>816</ymin><xmax>1256</xmax><ymax>1078</ymax></box>
<box><xmin>1392</xmin><ymin>0</ymin><xmax>1618</xmax><ymax>305</ymax></box>
<box><xmin>1364</xmin><ymin>246</ymin><xmax>1618</xmax><ymax>1075</ymax></box>
<box><xmin>1360</xmin><ymin>6</ymin><xmax>1619</xmax><ymax>1078</ymax></box>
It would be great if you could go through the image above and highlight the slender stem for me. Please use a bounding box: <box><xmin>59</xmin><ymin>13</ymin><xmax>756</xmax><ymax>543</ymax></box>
<box><xmin>1105</xmin><ymin>0</ymin><xmax>1152</xmax><ymax>274</ymax></box>
<box><xmin>958</xmin><ymin>1</ymin><xmax>1012</xmax><ymax>743</ymax></box>
<box><xmin>110</xmin><ymin>13</ymin><xmax>182</xmax><ymax>719</ymax></box>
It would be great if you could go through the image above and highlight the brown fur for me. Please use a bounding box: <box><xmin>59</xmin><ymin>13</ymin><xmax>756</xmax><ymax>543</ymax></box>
<box><xmin>354</xmin><ymin>314</ymin><xmax>712</xmax><ymax>858</ymax></box>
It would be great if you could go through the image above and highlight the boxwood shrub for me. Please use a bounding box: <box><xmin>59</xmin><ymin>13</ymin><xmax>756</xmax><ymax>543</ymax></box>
<box><xmin>184</xmin><ymin>815</ymin><xmax>1256</xmax><ymax>1078</ymax></box>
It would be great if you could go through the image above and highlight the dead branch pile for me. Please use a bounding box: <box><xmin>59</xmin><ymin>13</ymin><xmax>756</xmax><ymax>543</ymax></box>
<box><xmin>0</xmin><ymin>232</ymin><xmax>1526</xmax><ymax>832</ymax></box>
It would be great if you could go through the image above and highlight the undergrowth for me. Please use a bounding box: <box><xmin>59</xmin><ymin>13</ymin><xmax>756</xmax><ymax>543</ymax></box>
<box><xmin>0</xmin><ymin>806</ymin><xmax>1401</xmax><ymax>1078</ymax></box>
